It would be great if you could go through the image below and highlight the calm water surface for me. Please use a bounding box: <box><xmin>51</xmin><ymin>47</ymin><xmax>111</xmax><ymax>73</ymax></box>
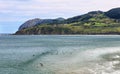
<box><xmin>1</xmin><ymin>35</ymin><xmax>120</xmax><ymax>74</ymax></box>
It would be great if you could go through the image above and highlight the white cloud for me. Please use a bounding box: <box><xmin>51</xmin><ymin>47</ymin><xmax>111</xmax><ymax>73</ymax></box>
<box><xmin>0</xmin><ymin>0</ymin><xmax>120</xmax><ymax>21</ymax></box>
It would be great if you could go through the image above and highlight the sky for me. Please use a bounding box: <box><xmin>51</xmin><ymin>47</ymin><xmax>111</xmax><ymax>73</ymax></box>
<box><xmin>0</xmin><ymin>0</ymin><xmax>120</xmax><ymax>33</ymax></box>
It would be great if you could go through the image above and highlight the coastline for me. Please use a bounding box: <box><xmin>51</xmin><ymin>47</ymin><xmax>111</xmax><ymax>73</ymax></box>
<box><xmin>13</xmin><ymin>33</ymin><xmax>120</xmax><ymax>35</ymax></box>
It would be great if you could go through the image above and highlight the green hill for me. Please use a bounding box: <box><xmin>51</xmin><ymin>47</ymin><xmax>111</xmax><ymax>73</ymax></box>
<box><xmin>15</xmin><ymin>7</ymin><xmax>120</xmax><ymax>35</ymax></box>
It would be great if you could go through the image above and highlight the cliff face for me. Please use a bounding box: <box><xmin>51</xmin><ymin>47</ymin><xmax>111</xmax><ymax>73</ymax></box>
<box><xmin>15</xmin><ymin>8</ymin><xmax>120</xmax><ymax>35</ymax></box>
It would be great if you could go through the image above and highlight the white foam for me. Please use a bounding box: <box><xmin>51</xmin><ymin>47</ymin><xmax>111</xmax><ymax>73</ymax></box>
<box><xmin>69</xmin><ymin>47</ymin><xmax>120</xmax><ymax>74</ymax></box>
<box><xmin>81</xmin><ymin>47</ymin><xmax>120</xmax><ymax>60</ymax></box>
<box><xmin>113</xmin><ymin>55</ymin><xmax>120</xmax><ymax>59</ymax></box>
<box><xmin>112</xmin><ymin>61</ymin><xmax>120</xmax><ymax>65</ymax></box>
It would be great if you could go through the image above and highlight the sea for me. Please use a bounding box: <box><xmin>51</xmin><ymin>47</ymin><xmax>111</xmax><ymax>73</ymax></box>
<box><xmin>0</xmin><ymin>35</ymin><xmax>120</xmax><ymax>74</ymax></box>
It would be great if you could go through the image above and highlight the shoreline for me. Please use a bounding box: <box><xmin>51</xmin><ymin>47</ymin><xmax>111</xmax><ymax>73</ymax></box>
<box><xmin>2</xmin><ymin>33</ymin><xmax>120</xmax><ymax>36</ymax></box>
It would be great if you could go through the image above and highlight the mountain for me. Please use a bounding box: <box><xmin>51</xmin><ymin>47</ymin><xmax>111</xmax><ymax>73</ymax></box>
<box><xmin>19</xmin><ymin>18</ymin><xmax>65</xmax><ymax>30</ymax></box>
<box><xmin>15</xmin><ymin>7</ymin><xmax>120</xmax><ymax>35</ymax></box>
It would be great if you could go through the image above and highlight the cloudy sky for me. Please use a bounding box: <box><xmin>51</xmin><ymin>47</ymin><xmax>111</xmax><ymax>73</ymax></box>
<box><xmin>0</xmin><ymin>0</ymin><xmax>120</xmax><ymax>33</ymax></box>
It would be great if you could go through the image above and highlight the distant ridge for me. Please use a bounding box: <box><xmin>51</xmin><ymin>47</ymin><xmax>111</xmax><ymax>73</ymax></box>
<box><xmin>15</xmin><ymin>7</ymin><xmax>120</xmax><ymax>35</ymax></box>
<box><xmin>105</xmin><ymin>7</ymin><xmax>120</xmax><ymax>19</ymax></box>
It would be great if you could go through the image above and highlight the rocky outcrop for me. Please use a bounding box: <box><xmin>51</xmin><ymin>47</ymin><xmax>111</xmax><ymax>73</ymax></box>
<box><xmin>19</xmin><ymin>18</ymin><xmax>41</xmax><ymax>30</ymax></box>
<box><xmin>18</xmin><ymin>18</ymin><xmax>65</xmax><ymax>31</ymax></box>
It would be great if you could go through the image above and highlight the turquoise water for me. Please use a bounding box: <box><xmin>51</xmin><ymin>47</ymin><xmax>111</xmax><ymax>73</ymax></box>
<box><xmin>1</xmin><ymin>35</ymin><xmax>120</xmax><ymax>74</ymax></box>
